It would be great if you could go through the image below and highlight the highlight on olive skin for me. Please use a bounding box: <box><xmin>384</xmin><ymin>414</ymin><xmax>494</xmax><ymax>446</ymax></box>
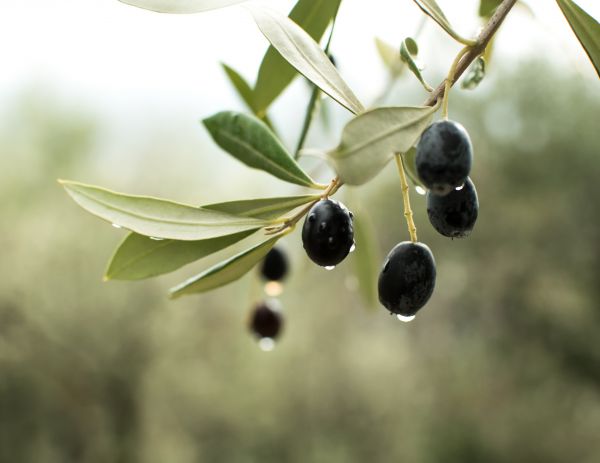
<box><xmin>377</xmin><ymin>241</ymin><xmax>437</xmax><ymax>317</ymax></box>
<box><xmin>416</xmin><ymin>120</ymin><xmax>473</xmax><ymax>196</ymax></box>
<box><xmin>427</xmin><ymin>177</ymin><xmax>479</xmax><ymax>238</ymax></box>
<box><xmin>302</xmin><ymin>199</ymin><xmax>354</xmax><ymax>268</ymax></box>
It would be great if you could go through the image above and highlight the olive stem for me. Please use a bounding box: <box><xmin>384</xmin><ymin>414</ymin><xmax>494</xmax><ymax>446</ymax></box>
<box><xmin>441</xmin><ymin>45</ymin><xmax>471</xmax><ymax>120</ymax></box>
<box><xmin>394</xmin><ymin>153</ymin><xmax>418</xmax><ymax>243</ymax></box>
<box><xmin>423</xmin><ymin>0</ymin><xmax>517</xmax><ymax>108</ymax></box>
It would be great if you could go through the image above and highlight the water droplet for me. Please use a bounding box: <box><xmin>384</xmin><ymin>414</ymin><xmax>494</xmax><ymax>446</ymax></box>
<box><xmin>349</xmin><ymin>211</ymin><xmax>354</xmax><ymax>219</ymax></box>
<box><xmin>308</xmin><ymin>214</ymin><xmax>316</xmax><ymax>223</ymax></box>
<box><xmin>319</xmin><ymin>222</ymin><xmax>328</xmax><ymax>231</ymax></box>
<box><xmin>324</xmin><ymin>265</ymin><xmax>335</xmax><ymax>271</ymax></box>
<box><xmin>415</xmin><ymin>186</ymin><xmax>427</xmax><ymax>195</ymax></box>
<box><xmin>397</xmin><ymin>314</ymin><xmax>416</xmax><ymax>323</ymax></box>
<box><xmin>258</xmin><ymin>337</ymin><xmax>275</xmax><ymax>352</ymax></box>
<box><xmin>111</xmin><ymin>223</ymin><xmax>123</xmax><ymax>229</ymax></box>
<box><xmin>150</xmin><ymin>236</ymin><xmax>164</xmax><ymax>241</ymax></box>
<box><xmin>455</xmin><ymin>184</ymin><xmax>465</xmax><ymax>191</ymax></box>
<box><xmin>264</xmin><ymin>281</ymin><xmax>283</xmax><ymax>297</ymax></box>
<box><xmin>349</xmin><ymin>242</ymin><xmax>356</xmax><ymax>253</ymax></box>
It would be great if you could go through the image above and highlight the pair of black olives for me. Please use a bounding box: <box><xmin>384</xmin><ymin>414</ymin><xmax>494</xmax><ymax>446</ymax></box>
<box><xmin>417</xmin><ymin>120</ymin><xmax>479</xmax><ymax>238</ymax></box>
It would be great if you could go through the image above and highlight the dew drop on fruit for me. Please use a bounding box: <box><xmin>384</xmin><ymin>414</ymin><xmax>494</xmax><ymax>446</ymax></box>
<box><xmin>455</xmin><ymin>184</ymin><xmax>465</xmax><ymax>191</ymax></box>
<box><xmin>264</xmin><ymin>281</ymin><xmax>283</xmax><ymax>297</ymax></box>
<box><xmin>258</xmin><ymin>337</ymin><xmax>276</xmax><ymax>352</ymax></box>
<box><xmin>149</xmin><ymin>236</ymin><xmax>164</xmax><ymax>241</ymax></box>
<box><xmin>349</xmin><ymin>243</ymin><xmax>356</xmax><ymax>253</ymax></box>
<box><xmin>325</xmin><ymin>265</ymin><xmax>336</xmax><ymax>271</ymax></box>
<box><xmin>397</xmin><ymin>314</ymin><xmax>416</xmax><ymax>323</ymax></box>
<box><xmin>415</xmin><ymin>186</ymin><xmax>427</xmax><ymax>196</ymax></box>
<box><xmin>111</xmin><ymin>223</ymin><xmax>123</xmax><ymax>229</ymax></box>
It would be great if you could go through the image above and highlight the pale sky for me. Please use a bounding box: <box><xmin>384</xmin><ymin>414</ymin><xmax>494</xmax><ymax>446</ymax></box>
<box><xmin>1</xmin><ymin>0</ymin><xmax>598</xmax><ymax>112</ymax></box>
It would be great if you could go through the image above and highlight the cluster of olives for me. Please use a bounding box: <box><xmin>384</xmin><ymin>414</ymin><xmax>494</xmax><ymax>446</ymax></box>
<box><xmin>299</xmin><ymin>120</ymin><xmax>478</xmax><ymax>320</ymax></box>
<box><xmin>379</xmin><ymin>119</ymin><xmax>479</xmax><ymax>318</ymax></box>
<box><xmin>249</xmin><ymin>120</ymin><xmax>479</xmax><ymax>344</ymax></box>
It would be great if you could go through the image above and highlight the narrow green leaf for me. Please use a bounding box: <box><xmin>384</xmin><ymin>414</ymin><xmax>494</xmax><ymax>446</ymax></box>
<box><xmin>556</xmin><ymin>0</ymin><xmax>600</xmax><ymax>77</ymax></box>
<box><xmin>203</xmin><ymin>194</ymin><xmax>319</xmax><ymax>220</ymax></box>
<box><xmin>327</xmin><ymin>106</ymin><xmax>438</xmax><ymax>185</ymax></box>
<box><xmin>169</xmin><ymin>236</ymin><xmax>279</xmax><ymax>298</ymax></box>
<box><xmin>375</xmin><ymin>37</ymin><xmax>404</xmax><ymax>76</ymax></box>
<box><xmin>400</xmin><ymin>37</ymin><xmax>432</xmax><ymax>91</ymax></box>
<box><xmin>220</xmin><ymin>63</ymin><xmax>275</xmax><ymax>130</ymax></box>
<box><xmin>253</xmin><ymin>0</ymin><xmax>342</xmax><ymax>113</ymax></box>
<box><xmin>221</xmin><ymin>63</ymin><xmax>256</xmax><ymax>112</ymax></box>
<box><xmin>106</xmin><ymin>230</ymin><xmax>256</xmax><ymax>281</ymax></box>
<box><xmin>461</xmin><ymin>57</ymin><xmax>486</xmax><ymax>90</ymax></box>
<box><xmin>60</xmin><ymin>180</ymin><xmax>269</xmax><ymax>240</ymax></box>
<box><xmin>119</xmin><ymin>0</ymin><xmax>246</xmax><ymax>13</ymax></box>
<box><xmin>203</xmin><ymin>111</ymin><xmax>320</xmax><ymax>187</ymax></box>
<box><xmin>478</xmin><ymin>0</ymin><xmax>502</xmax><ymax>18</ymax></box>
<box><xmin>412</xmin><ymin>0</ymin><xmax>474</xmax><ymax>45</ymax></box>
<box><xmin>248</xmin><ymin>5</ymin><xmax>365</xmax><ymax>115</ymax></box>
<box><xmin>353</xmin><ymin>209</ymin><xmax>380</xmax><ymax>309</ymax></box>
<box><xmin>106</xmin><ymin>195</ymin><xmax>317</xmax><ymax>280</ymax></box>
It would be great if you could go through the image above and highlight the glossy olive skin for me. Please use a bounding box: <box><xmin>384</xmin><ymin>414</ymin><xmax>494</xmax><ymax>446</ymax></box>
<box><xmin>416</xmin><ymin>120</ymin><xmax>473</xmax><ymax>196</ymax></box>
<box><xmin>260</xmin><ymin>247</ymin><xmax>289</xmax><ymax>282</ymax></box>
<box><xmin>250</xmin><ymin>302</ymin><xmax>283</xmax><ymax>339</ymax></box>
<box><xmin>427</xmin><ymin>177</ymin><xmax>479</xmax><ymax>238</ymax></box>
<box><xmin>378</xmin><ymin>242</ymin><xmax>436</xmax><ymax>316</ymax></box>
<box><xmin>302</xmin><ymin>199</ymin><xmax>354</xmax><ymax>267</ymax></box>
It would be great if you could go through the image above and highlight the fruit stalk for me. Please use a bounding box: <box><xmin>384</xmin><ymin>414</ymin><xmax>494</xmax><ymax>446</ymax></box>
<box><xmin>394</xmin><ymin>153</ymin><xmax>418</xmax><ymax>243</ymax></box>
<box><xmin>423</xmin><ymin>0</ymin><xmax>518</xmax><ymax>108</ymax></box>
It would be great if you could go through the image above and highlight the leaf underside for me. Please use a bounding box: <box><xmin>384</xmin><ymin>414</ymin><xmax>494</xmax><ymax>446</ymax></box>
<box><xmin>118</xmin><ymin>0</ymin><xmax>247</xmax><ymax>14</ymax></box>
<box><xmin>60</xmin><ymin>180</ymin><xmax>269</xmax><ymax>241</ymax></box>
<box><xmin>328</xmin><ymin>106</ymin><xmax>437</xmax><ymax>185</ymax></box>
<box><xmin>106</xmin><ymin>194</ymin><xmax>317</xmax><ymax>280</ymax></box>
<box><xmin>248</xmin><ymin>5</ymin><xmax>365</xmax><ymax>115</ymax></box>
<box><xmin>253</xmin><ymin>0</ymin><xmax>343</xmax><ymax>113</ymax></box>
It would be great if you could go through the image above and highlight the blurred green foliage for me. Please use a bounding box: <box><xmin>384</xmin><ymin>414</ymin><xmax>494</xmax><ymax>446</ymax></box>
<box><xmin>0</xmin><ymin>65</ymin><xmax>599</xmax><ymax>463</ymax></box>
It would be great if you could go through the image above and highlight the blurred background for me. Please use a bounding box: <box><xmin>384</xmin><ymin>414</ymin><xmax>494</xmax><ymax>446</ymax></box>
<box><xmin>1</xmin><ymin>1</ymin><xmax>599</xmax><ymax>462</ymax></box>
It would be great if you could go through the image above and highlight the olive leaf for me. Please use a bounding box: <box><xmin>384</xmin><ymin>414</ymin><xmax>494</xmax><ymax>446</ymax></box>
<box><xmin>106</xmin><ymin>230</ymin><xmax>256</xmax><ymax>281</ymax></box>
<box><xmin>248</xmin><ymin>5</ymin><xmax>365</xmax><ymax>115</ymax></box>
<box><xmin>203</xmin><ymin>111</ymin><xmax>320</xmax><ymax>188</ymax></box>
<box><xmin>556</xmin><ymin>0</ymin><xmax>600</xmax><ymax>77</ymax></box>
<box><xmin>400</xmin><ymin>37</ymin><xmax>433</xmax><ymax>91</ymax></box>
<box><xmin>253</xmin><ymin>0</ymin><xmax>342</xmax><ymax>114</ymax></box>
<box><xmin>220</xmin><ymin>63</ymin><xmax>275</xmax><ymax>131</ymax></box>
<box><xmin>412</xmin><ymin>0</ymin><xmax>474</xmax><ymax>45</ymax></box>
<box><xmin>169</xmin><ymin>236</ymin><xmax>279</xmax><ymax>298</ymax></box>
<box><xmin>327</xmin><ymin>106</ymin><xmax>438</xmax><ymax>185</ymax></box>
<box><xmin>118</xmin><ymin>0</ymin><xmax>246</xmax><ymax>13</ymax></box>
<box><xmin>105</xmin><ymin>195</ymin><xmax>318</xmax><ymax>280</ymax></box>
<box><xmin>60</xmin><ymin>180</ymin><xmax>269</xmax><ymax>240</ymax></box>
<box><xmin>478</xmin><ymin>0</ymin><xmax>503</xmax><ymax>18</ymax></box>
<box><xmin>461</xmin><ymin>57</ymin><xmax>486</xmax><ymax>90</ymax></box>
<box><xmin>375</xmin><ymin>37</ymin><xmax>404</xmax><ymax>76</ymax></box>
